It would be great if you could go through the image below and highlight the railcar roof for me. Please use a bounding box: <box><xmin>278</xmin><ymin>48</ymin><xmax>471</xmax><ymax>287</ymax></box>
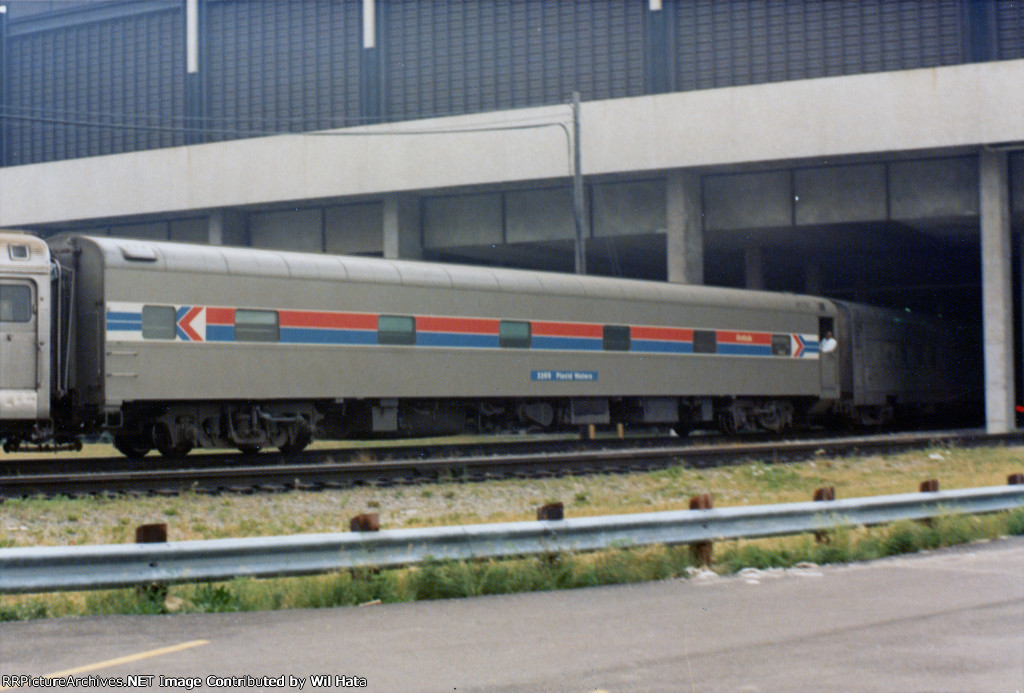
<box><xmin>0</xmin><ymin>230</ymin><xmax>51</xmax><ymax>274</ymax></box>
<box><xmin>67</xmin><ymin>235</ymin><xmax>829</xmax><ymax>313</ymax></box>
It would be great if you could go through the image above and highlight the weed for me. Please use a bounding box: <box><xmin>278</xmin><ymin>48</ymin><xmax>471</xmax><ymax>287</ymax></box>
<box><xmin>191</xmin><ymin>584</ymin><xmax>239</xmax><ymax>613</ymax></box>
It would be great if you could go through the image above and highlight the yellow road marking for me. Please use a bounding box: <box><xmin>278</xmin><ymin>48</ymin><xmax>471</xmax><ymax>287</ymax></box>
<box><xmin>0</xmin><ymin>639</ymin><xmax>209</xmax><ymax>689</ymax></box>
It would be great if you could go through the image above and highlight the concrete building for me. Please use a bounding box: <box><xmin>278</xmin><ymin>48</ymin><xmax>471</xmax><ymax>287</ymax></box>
<box><xmin>0</xmin><ymin>0</ymin><xmax>1021</xmax><ymax>430</ymax></box>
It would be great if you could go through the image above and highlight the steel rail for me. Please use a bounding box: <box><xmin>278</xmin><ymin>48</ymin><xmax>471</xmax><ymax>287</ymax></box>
<box><xmin>2</xmin><ymin>485</ymin><xmax>1021</xmax><ymax>594</ymax></box>
<box><xmin>2</xmin><ymin>429</ymin><xmax>1018</xmax><ymax>499</ymax></box>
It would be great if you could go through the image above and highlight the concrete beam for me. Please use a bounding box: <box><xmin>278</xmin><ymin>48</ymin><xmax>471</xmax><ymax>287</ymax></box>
<box><xmin>980</xmin><ymin>149</ymin><xmax>1014</xmax><ymax>433</ymax></box>
<box><xmin>586</xmin><ymin>59</ymin><xmax>1024</xmax><ymax>176</ymax></box>
<box><xmin>2</xmin><ymin>60</ymin><xmax>1023</xmax><ymax>228</ymax></box>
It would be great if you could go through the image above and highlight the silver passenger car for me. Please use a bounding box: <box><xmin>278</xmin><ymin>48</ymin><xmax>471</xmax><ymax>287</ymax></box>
<box><xmin>0</xmin><ymin>231</ymin><xmax>958</xmax><ymax>456</ymax></box>
<box><xmin>52</xmin><ymin>235</ymin><xmax>836</xmax><ymax>455</ymax></box>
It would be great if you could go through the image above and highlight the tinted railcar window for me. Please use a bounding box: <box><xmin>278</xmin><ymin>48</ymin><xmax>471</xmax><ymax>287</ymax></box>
<box><xmin>603</xmin><ymin>325</ymin><xmax>631</xmax><ymax>351</ymax></box>
<box><xmin>0</xmin><ymin>285</ymin><xmax>31</xmax><ymax>322</ymax></box>
<box><xmin>500</xmin><ymin>320</ymin><xmax>531</xmax><ymax>348</ymax></box>
<box><xmin>235</xmin><ymin>309</ymin><xmax>279</xmax><ymax>342</ymax></box>
<box><xmin>378</xmin><ymin>315</ymin><xmax>415</xmax><ymax>345</ymax></box>
<box><xmin>693</xmin><ymin>330</ymin><xmax>717</xmax><ymax>354</ymax></box>
<box><xmin>142</xmin><ymin>305</ymin><xmax>176</xmax><ymax>340</ymax></box>
<box><xmin>771</xmin><ymin>334</ymin><xmax>792</xmax><ymax>356</ymax></box>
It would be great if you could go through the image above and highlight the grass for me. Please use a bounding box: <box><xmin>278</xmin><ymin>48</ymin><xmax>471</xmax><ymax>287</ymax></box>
<box><xmin>1</xmin><ymin>442</ymin><xmax>1022</xmax><ymax>620</ymax></box>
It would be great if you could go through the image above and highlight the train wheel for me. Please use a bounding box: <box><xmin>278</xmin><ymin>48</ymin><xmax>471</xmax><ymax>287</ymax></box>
<box><xmin>236</xmin><ymin>444</ymin><xmax>261</xmax><ymax>455</ymax></box>
<box><xmin>278</xmin><ymin>432</ymin><xmax>311</xmax><ymax>455</ymax></box>
<box><xmin>152</xmin><ymin>423</ymin><xmax>193</xmax><ymax>458</ymax></box>
<box><xmin>113</xmin><ymin>434</ymin><xmax>152</xmax><ymax>458</ymax></box>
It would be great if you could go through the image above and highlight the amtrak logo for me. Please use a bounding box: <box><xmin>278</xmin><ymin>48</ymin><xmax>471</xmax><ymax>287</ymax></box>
<box><xmin>176</xmin><ymin>306</ymin><xmax>205</xmax><ymax>341</ymax></box>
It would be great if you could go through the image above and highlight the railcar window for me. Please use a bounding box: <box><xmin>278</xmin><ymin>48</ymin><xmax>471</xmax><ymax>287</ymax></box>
<box><xmin>500</xmin><ymin>320</ymin><xmax>531</xmax><ymax>348</ymax></box>
<box><xmin>141</xmin><ymin>305</ymin><xmax>176</xmax><ymax>340</ymax></box>
<box><xmin>235</xmin><ymin>309</ymin><xmax>279</xmax><ymax>342</ymax></box>
<box><xmin>771</xmin><ymin>334</ymin><xmax>792</xmax><ymax>356</ymax></box>
<box><xmin>8</xmin><ymin>245</ymin><xmax>29</xmax><ymax>260</ymax></box>
<box><xmin>0</xmin><ymin>285</ymin><xmax>31</xmax><ymax>322</ymax></box>
<box><xmin>693</xmin><ymin>330</ymin><xmax>717</xmax><ymax>354</ymax></box>
<box><xmin>378</xmin><ymin>315</ymin><xmax>415</xmax><ymax>345</ymax></box>
<box><xmin>603</xmin><ymin>325</ymin><xmax>631</xmax><ymax>351</ymax></box>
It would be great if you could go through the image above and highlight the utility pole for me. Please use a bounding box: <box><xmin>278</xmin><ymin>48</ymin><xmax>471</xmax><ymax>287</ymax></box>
<box><xmin>572</xmin><ymin>91</ymin><xmax>586</xmax><ymax>274</ymax></box>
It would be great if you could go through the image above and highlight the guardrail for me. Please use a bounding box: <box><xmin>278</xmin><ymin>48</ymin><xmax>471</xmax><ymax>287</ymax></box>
<box><xmin>2</xmin><ymin>484</ymin><xmax>1022</xmax><ymax>594</ymax></box>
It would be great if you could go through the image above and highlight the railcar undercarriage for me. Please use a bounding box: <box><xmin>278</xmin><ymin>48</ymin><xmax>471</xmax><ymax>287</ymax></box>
<box><xmin>111</xmin><ymin>401</ymin><xmax>318</xmax><ymax>457</ymax></box>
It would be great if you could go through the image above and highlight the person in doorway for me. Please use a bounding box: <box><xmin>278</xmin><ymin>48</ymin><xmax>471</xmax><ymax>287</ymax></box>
<box><xmin>820</xmin><ymin>330</ymin><xmax>837</xmax><ymax>353</ymax></box>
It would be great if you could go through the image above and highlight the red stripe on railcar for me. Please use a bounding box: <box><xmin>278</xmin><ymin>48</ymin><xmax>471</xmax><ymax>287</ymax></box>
<box><xmin>278</xmin><ymin>310</ymin><xmax>377</xmax><ymax>330</ymax></box>
<box><xmin>206</xmin><ymin>307</ymin><xmax>235</xmax><ymax>325</ymax></box>
<box><xmin>531</xmin><ymin>321</ymin><xmax>604</xmax><ymax>338</ymax></box>
<box><xmin>416</xmin><ymin>316</ymin><xmax>500</xmax><ymax>334</ymax></box>
<box><xmin>631</xmin><ymin>326</ymin><xmax>694</xmax><ymax>342</ymax></box>
<box><xmin>716</xmin><ymin>331</ymin><xmax>772</xmax><ymax>345</ymax></box>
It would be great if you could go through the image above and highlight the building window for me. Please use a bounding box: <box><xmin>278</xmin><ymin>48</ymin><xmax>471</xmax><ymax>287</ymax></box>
<box><xmin>603</xmin><ymin>325</ymin><xmax>631</xmax><ymax>351</ymax></box>
<box><xmin>0</xmin><ymin>285</ymin><xmax>31</xmax><ymax>323</ymax></box>
<box><xmin>499</xmin><ymin>320</ymin><xmax>531</xmax><ymax>348</ymax></box>
<box><xmin>141</xmin><ymin>305</ymin><xmax>176</xmax><ymax>340</ymax></box>
<box><xmin>235</xmin><ymin>309</ymin><xmax>279</xmax><ymax>342</ymax></box>
<box><xmin>378</xmin><ymin>315</ymin><xmax>415</xmax><ymax>345</ymax></box>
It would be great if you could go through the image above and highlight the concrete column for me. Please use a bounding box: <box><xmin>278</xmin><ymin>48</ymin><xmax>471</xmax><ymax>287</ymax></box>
<box><xmin>744</xmin><ymin>245</ymin><xmax>765</xmax><ymax>290</ymax></box>
<box><xmin>980</xmin><ymin>149</ymin><xmax>1014</xmax><ymax>433</ymax></box>
<box><xmin>383</xmin><ymin>194</ymin><xmax>422</xmax><ymax>260</ymax></box>
<box><xmin>207</xmin><ymin>209</ymin><xmax>246</xmax><ymax>246</ymax></box>
<box><xmin>666</xmin><ymin>171</ymin><xmax>703</xmax><ymax>284</ymax></box>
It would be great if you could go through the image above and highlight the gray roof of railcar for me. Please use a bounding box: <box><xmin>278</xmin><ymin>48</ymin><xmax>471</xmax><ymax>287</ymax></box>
<box><xmin>65</xmin><ymin>235</ymin><xmax>830</xmax><ymax>313</ymax></box>
<box><xmin>0</xmin><ymin>230</ymin><xmax>51</xmax><ymax>275</ymax></box>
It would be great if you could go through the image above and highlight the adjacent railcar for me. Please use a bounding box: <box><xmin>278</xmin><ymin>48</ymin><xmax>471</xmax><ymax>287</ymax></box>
<box><xmin>0</xmin><ymin>231</ymin><xmax>961</xmax><ymax>457</ymax></box>
<box><xmin>0</xmin><ymin>233</ymin><xmax>52</xmax><ymax>437</ymax></box>
<box><xmin>831</xmin><ymin>301</ymin><xmax>961</xmax><ymax>426</ymax></box>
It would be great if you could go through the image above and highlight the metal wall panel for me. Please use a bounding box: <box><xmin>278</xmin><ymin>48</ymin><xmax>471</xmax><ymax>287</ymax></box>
<box><xmin>7</xmin><ymin>5</ymin><xmax>183</xmax><ymax>165</ymax></box>
<box><xmin>206</xmin><ymin>0</ymin><xmax>361</xmax><ymax>140</ymax></box>
<box><xmin>997</xmin><ymin>1</ymin><xmax>1024</xmax><ymax>60</ymax></box>
<box><xmin>671</xmin><ymin>0</ymin><xmax>965</xmax><ymax>92</ymax></box>
<box><xmin>4</xmin><ymin>0</ymin><xmax>1020</xmax><ymax>168</ymax></box>
<box><xmin>383</xmin><ymin>0</ymin><xmax>645</xmax><ymax>120</ymax></box>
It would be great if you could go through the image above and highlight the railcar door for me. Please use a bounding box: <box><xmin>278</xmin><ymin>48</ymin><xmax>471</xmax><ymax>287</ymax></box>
<box><xmin>818</xmin><ymin>316</ymin><xmax>840</xmax><ymax>398</ymax></box>
<box><xmin>0</xmin><ymin>280</ymin><xmax>39</xmax><ymax>417</ymax></box>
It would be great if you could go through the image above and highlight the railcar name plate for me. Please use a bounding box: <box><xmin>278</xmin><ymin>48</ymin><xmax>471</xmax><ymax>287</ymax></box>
<box><xmin>531</xmin><ymin>370</ymin><xmax>598</xmax><ymax>382</ymax></box>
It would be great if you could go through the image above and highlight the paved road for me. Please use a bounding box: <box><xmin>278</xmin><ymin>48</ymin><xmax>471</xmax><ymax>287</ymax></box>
<box><xmin>2</xmin><ymin>538</ymin><xmax>1022</xmax><ymax>692</ymax></box>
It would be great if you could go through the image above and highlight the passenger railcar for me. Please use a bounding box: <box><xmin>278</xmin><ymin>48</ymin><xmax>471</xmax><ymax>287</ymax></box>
<box><xmin>0</xmin><ymin>231</ymin><xmax>956</xmax><ymax>457</ymax></box>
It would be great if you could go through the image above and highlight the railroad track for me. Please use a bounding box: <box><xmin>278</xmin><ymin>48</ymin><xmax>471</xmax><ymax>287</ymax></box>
<box><xmin>1</xmin><ymin>429</ymin><xmax>1019</xmax><ymax>500</ymax></box>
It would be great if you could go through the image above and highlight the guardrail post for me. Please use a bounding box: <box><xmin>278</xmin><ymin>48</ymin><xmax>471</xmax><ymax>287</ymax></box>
<box><xmin>918</xmin><ymin>479</ymin><xmax>939</xmax><ymax>527</ymax></box>
<box><xmin>135</xmin><ymin>523</ymin><xmax>167</xmax><ymax>543</ymax></box>
<box><xmin>350</xmin><ymin>513</ymin><xmax>380</xmax><ymax>532</ymax></box>
<box><xmin>1008</xmin><ymin>473</ymin><xmax>1024</xmax><ymax>485</ymax></box>
<box><xmin>537</xmin><ymin>502</ymin><xmax>564</xmax><ymax>520</ymax></box>
<box><xmin>135</xmin><ymin>523</ymin><xmax>168</xmax><ymax>602</ymax></box>
<box><xmin>689</xmin><ymin>493</ymin><xmax>713</xmax><ymax>566</ymax></box>
<box><xmin>813</xmin><ymin>486</ymin><xmax>836</xmax><ymax>543</ymax></box>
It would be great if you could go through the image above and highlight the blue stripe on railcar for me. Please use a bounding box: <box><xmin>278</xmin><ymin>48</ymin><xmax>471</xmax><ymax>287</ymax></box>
<box><xmin>532</xmin><ymin>336</ymin><xmax>604</xmax><ymax>351</ymax></box>
<box><xmin>279</xmin><ymin>327</ymin><xmax>377</xmax><ymax>346</ymax></box>
<box><xmin>206</xmin><ymin>325</ymin><xmax>235</xmax><ymax>342</ymax></box>
<box><xmin>107</xmin><ymin>321</ymin><xmax>141</xmax><ymax>332</ymax></box>
<box><xmin>717</xmin><ymin>343</ymin><xmax>774</xmax><ymax>356</ymax></box>
<box><xmin>416</xmin><ymin>332</ymin><xmax>501</xmax><ymax>349</ymax></box>
<box><xmin>631</xmin><ymin>339</ymin><xmax>694</xmax><ymax>354</ymax></box>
